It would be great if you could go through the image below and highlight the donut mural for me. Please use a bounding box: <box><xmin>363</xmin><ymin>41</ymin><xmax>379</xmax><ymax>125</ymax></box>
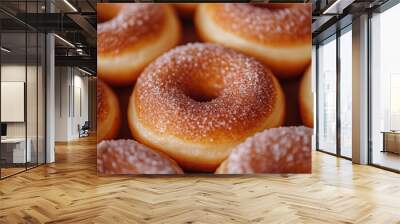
<box><xmin>97</xmin><ymin>3</ymin><xmax>313</xmax><ymax>175</ymax></box>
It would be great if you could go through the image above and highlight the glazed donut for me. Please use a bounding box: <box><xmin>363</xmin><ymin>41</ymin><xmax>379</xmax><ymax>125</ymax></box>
<box><xmin>97</xmin><ymin>140</ymin><xmax>183</xmax><ymax>174</ymax></box>
<box><xmin>195</xmin><ymin>3</ymin><xmax>312</xmax><ymax>78</ymax></box>
<box><xmin>97</xmin><ymin>79</ymin><xmax>121</xmax><ymax>143</ymax></box>
<box><xmin>299</xmin><ymin>64</ymin><xmax>314</xmax><ymax>127</ymax></box>
<box><xmin>174</xmin><ymin>3</ymin><xmax>198</xmax><ymax>18</ymax></box>
<box><xmin>97</xmin><ymin>3</ymin><xmax>181</xmax><ymax>86</ymax></box>
<box><xmin>128</xmin><ymin>43</ymin><xmax>285</xmax><ymax>172</ymax></box>
<box><xmin>216</xmin><ymin>126</ymin><xmax>312</xmax><ymax>174</ymax></box>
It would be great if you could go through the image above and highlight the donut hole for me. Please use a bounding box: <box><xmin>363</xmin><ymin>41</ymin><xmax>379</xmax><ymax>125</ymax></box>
<box><xmin>184</xmin><ymin>75</ymin><xmax>224</xmax><ymax>102</ymax></box>
<box><xmin>97</xmin><ymin>4</ymin><xmax>121</xmax><ymax>23</ymax></box>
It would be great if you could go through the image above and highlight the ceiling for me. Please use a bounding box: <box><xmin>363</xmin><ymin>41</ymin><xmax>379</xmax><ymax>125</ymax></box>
<box><xmin>312</xmin><ymin>0</ymin><xmax>391</xmax><ymax>43</ymax></box>
<box><xmin>0</xmin><ymin>0</ymin><xmax>96</xmax><ymax>74</ymax></box>
<box><xmin>1</xmin><ymin>0</ymin><xmax>396</xmax><ymax>73</ymax></box>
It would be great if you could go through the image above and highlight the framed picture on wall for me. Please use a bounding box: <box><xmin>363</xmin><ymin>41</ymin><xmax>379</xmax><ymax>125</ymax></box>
<box><xmin>1</xmin><ymin>81</ymin><xmax>25</xmax><ymax>123</ymax></box>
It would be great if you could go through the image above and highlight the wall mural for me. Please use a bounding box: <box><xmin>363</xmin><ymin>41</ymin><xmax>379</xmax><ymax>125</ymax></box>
<box><xmin>96</xmin><ymin>3</ymin><xmax>313</xmax><ymax>175</ymax></box>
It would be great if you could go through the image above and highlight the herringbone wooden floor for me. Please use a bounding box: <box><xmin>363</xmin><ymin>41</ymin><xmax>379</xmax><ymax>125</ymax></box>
<box><xmin>0</xmin><ymin>136</ymin><xmax>400</xmax><ymax>224</ymax></box>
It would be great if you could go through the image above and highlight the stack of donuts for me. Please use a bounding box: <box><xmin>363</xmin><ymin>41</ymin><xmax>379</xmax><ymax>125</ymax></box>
<box><xmin>97</xmin><ymin>3</ymin><xmax>313</xmax><ymax>174</ymax></box>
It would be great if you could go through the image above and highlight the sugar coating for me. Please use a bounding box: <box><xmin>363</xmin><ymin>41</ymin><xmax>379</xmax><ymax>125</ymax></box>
<box><xmin>97</xmin><ymin>80</ymin><xmax>108</xmax><ymax>121</ymax></box>
<box><xmin>97</xmin><ymin>139</ymin><xmax>183</xmax><ymax>174</ymax></box>
<box><xmin>134</xmin><ymin>43</ymin><xmax>279</xmax><ymax>143</ymax></box>
<box><xmin>210</xmin><ymin>3</ymin><xmax>311</xmax><ymax>44</ymax></box>
<box><xmin>223</xmin><ymin>126</ymin><xmax>312</xmax><ymax>173</ymax></box>
<box><xmin>98</xmin><ymin>4</ymin><xmax>165</xmax><ymax>54</ymax></box>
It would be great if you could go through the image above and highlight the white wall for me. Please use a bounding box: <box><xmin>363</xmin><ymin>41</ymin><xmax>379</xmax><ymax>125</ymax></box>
<box><xmin>1</xmin><ymin>63</ymin><xmax>46</xmax><ymax>164</ymax></box>
<box><xmin>1</xmin><ymin>65</ymin><xmax>26</xmax><ymax>139</ymax></box>
<box><xmin>72</xmin><ymin>74</ymin><xmax>89</xmax><ymax>137</ymax></box>
<box><xmin>54</xmin><ymin>67</ymin><xmax>90</xmax><ymax>141</ymax></box>
<box><xmin>54</xmin><ymin>66</ymin><xmax>70</xmax><ymax>141</ymax></box>
<box><xmin>1</xmin><ymin>65</ymin><xmax>38</xmax><ymax>138</ymax></box>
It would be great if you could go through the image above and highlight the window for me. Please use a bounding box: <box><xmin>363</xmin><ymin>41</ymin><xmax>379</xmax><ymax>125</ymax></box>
<box><xmin>339</xmin><ymin>27</ymin><xmax>352</xmax><ymax>158</ymax></box>
<box><xmin>0</xmin><ymin>1</ymin><xmax>46</xmax><ymax>179</ymax></box>
<box><xmin>370</xmin><ymin>3</ymin><xmax>400</xmax><ymax>171</ymax></box>
<box><xmin>317</xmin><ymin>35</ymin><xmax>337</xmax><ymax>154</ymax></box>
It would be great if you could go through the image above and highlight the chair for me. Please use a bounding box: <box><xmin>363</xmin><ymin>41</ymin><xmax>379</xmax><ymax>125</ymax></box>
<box><xmin>78</xmin><ymin>121</ymin><xmax>90</xmax><ymax>138</ymax></box>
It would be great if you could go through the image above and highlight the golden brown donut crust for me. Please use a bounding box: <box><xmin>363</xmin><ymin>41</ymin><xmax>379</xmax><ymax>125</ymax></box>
<box><xmin>216</xmin><ymin>126</ymin><xmax>312</xmax><ymax>174</ymax></box>
<box><xmin>299</xmin><ymin>64</ymin><xmax>314</xmax><ymax>127</ymax></box>
<box><xmin>97</xmin><ymin>79</ymin><xmax>121</xmax><ymax>142</ymax></box>
<box><xmin>97</xmin><ymin>3</ymin><xmax>122</xmax><ymax>24</ymax></box>
<box><xmin>129</xmin><ymin>43</ymin><xmax>285</xmax><ymax>171</ymax></box>
<box><xmin>98</xmin><ymin>4</ymin><xmax>166</xmax><ymax>56</ymax></box>
<box><xmin>133</xmin><ymin>43</ymin><xmax>282</xmax><ymax>143</ymax></box>
<box><xmin>97</xmin><ymin>4</ymin><xmax>181</xmax><ymax>86</ymax></box>
<box><xmin>97</xmin><ymin>139</ymin><xmax>183</xmax><ymax>174</ymax></box>
<box><xmin>195</xmin><ymin>3</ymin><xmax>312</xmax><ymax>78</ymax></box>
<box><xmin>203</xmin><ymin>3</ymin><xmax>311</xmax><ymax>47</ymax></box>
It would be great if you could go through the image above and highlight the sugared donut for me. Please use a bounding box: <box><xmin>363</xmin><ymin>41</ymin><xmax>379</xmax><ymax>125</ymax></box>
<box><xmin>97</xmin><ymin>3</ymin><xmax>181</xmax><ymax>86</ymax></box>
<box><xmin>299</xmin><ymin>64</ymin><xmax>313</xmax><ymax>127</ymax></box>
<box><xmin>128</xmin><ymin>43</ymin><xmax>285</xmax><ymax>172</ymax></box>
<box><xmin>97</xmin><ymin>139</ymin><xmax>183</xmax><ymax>174</ymax></box>
<box><xmin>97</xmin><ymin>3</ymin><xmax>122</xmax><ymax>23</ymax></box>
<box><xmin>216</xmin><ymin>126</ymin><xmax>312</xmax><ymax>174</ymax></box>
<box><xmin>195</xmin><ymin>3</ymin><xmax>312</xmax><ymax>78</ymax></box>
<box><xmin>97</xmin><ymin>79</ymin><xmax>121</xmax><ymax>143</ymax></box>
